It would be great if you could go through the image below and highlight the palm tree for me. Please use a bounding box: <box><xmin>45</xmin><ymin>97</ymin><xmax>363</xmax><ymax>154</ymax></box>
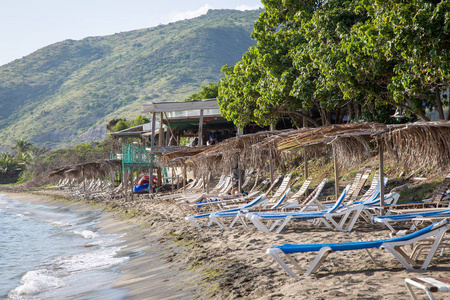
<box><xmin>0</xmin><ymin>152</ymin><xmax>18</xmax><ymax>173</ymax></box>
<box><xmin>11</xmin><ymin>138</ymin><xmax>32</xmax><ymax>157</ymax></box>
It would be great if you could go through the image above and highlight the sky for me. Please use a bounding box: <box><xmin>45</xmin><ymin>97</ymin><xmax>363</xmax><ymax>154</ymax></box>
<box><xmin>0</xmin><ymin>0</ymin><xmax>262</xmax><ymax>66</ymax></box>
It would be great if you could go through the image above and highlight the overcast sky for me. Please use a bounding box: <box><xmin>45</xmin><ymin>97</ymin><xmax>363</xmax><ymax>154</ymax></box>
<box><xmin>0</xmin><ymin>0</ymin><xmax>262</xmax><ymax>66</ymax></box>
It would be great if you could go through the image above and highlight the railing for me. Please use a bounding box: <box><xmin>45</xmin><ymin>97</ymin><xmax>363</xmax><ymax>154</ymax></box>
<box><xmin>121</xmin><ymin>144</ymin><xmax>155</xmax><ymax>167</ymax></box>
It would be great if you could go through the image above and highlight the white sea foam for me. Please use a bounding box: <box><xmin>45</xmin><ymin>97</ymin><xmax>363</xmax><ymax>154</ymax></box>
<box><xmin>53</xmin><ymin>247</ymin><xmax>128</xmax><ymax>273</ymax></box>
<box><xmin>8</xmin><ymin>270</ymin><xmax>65</xmax><ymax>297</ymax></box>
<box><xmin>49</xmin><ymin>220</ymin><xmax>72</xmax><ymax>227</ymax></box>
<box><xmin>74</xmin><ymin>229</ymin><xmax>99</xmax><ymax>239</ymax></box>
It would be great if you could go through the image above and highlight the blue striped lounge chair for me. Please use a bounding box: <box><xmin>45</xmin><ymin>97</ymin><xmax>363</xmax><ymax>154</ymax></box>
<box><xmin>266</xmin><ymin>219</ymin><xmax>449</xmax><ymax>277</ymax></box>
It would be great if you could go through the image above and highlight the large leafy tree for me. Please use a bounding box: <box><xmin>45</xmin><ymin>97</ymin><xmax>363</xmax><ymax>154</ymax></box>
<box><xmin>219</xmin><ymin>0</ymin><xmax>450</xmax><ymax>127</ymax></box>
<box><xmin>219</xmin><ymin>0</ymin><xmax>323</xmax><ymax>128</ymax></box>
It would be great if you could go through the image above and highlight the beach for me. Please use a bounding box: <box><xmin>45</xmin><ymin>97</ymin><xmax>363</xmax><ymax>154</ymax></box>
<box><xmin>2</xmin><ymin>186</ymin><xmax>449</xmax><ymax>299</ymax></box>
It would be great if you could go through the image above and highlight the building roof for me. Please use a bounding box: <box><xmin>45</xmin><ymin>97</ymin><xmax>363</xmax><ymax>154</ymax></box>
<box><xmin>142</xmin><ymin>98</ymin><xmax>219</xmax><ymax>113</ymax></box>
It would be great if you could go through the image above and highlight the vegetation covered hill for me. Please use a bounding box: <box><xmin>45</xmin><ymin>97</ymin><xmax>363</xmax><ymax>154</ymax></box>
<box><xmin>0</xmin><ymin>9</ymin><xmax>261</xmax><ymax>150</ymax></box>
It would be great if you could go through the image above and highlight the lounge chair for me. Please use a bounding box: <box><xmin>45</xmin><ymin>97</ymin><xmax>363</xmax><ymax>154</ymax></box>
<box><xmin>373</xmin><ymin>208</ymin><xmax>450</xmax><ymax>233</ymax></box>
<box><xmin>209</xmin><ymin>188</ymin><xmax>292</xmax><ymax>230</ymax></box>
<box><xmin>184</xmin><ymin>193</ymin><xmax>267</xmax><ymax>229</ymax></box>
<box><xmin>344</xmin><ymin>169</ymin><xmax>371</xmax><ymax>201</ymax></box>
<box><xmin>405</xmin><ymin>277</ymin><xmax>450</xmax><ymax>300</ymax></box>
<box><xmin>377</xmin><ymin>172</ymin><xmax>450</xmax><ymax>213</ymax></box>
<box><xmin>267</xmin><ymin>218</ymin><xmax>450</xmax><ymax>277</ymax></box>
<box><xmin>248</xmin><ymin>184</ymin><xmax>350</xmax><ymax>234</ymax></box>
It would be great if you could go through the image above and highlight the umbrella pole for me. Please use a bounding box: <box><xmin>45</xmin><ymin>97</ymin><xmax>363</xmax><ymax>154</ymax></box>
<box><xmin>333</xmin><ymin>144</ymin><xmax>339</xmax><ymax>200</ymax></box>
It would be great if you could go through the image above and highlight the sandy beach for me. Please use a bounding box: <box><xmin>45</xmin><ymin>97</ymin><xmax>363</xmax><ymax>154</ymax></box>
<box><xmin>2</xmin><ymin>187</ymin><xmax>450</xmax><ymax>299</ymax></box>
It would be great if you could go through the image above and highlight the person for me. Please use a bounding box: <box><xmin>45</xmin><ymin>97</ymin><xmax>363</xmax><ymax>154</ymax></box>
<box><xmin>207</xmin><ymin>135</ymin><xmax>216</xmax><ymax>146</ymax></box>
<box><xmin>190</xmin><ymin>137</ymin><xmax>199</xmax><ymax>147</ymax></box>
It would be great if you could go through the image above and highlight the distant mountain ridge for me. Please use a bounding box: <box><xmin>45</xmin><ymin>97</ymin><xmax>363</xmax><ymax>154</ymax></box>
<box><xmin>0</xmin><ymin>9</ymin><xmax>261</xmax><ymax>150</ymax></box>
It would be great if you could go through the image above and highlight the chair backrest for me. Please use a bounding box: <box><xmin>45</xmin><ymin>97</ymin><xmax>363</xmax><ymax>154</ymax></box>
<box><xmin>243</xmin><ymin>194</ymin><xmax>267</xmax><ymax>208</ymax></box>
<box><xmin>271</xmin><ymin>188</ymin><xmax>291</xmax><ymax>209</ymax></box>
<box><xmin>271</xmin><ymin>174</ymin><xmax>292</xmax><ymax>200</ymax></box>
<box><xmin>387</xmin><ymin>218</ymin><xmax>449</xmax><ymax>243</ymax></box>
<box><xmin>344</xmin><ymin>171</ymin><xmax>363</xmax><ymax>201</ymax></box>
<box><xmin>429</xmin><ymin>172</ymin><xmax>450</xmax><ymax>205</ymax></box>
<box><xmin>264</xmin><ymin>175</ymin><xmax>282</xmax><ymax>195</ymax></box>
<box><xmin>217</xmin><ymin>176</ymin><xmax>231</xmax><ymax>192</ymax></box>
<box><xmin>289</xmin><ymin>177</ymin><xmax>313</xmax><ymax>200</ymax></box>
<box><xmin>213</xmin><ymin>175</ymin><xmax>227</xmax><ymax>190</ymax></box>
<box><xmin>219</xmin><ymin>177</ymin><xmax>233</xmax><ymax>194</ymax></box>
<box><xmin>184</xmin><ymin>178</ymin><xmax>197</xmax><ymax>191</ymax></box>
<box><xmin>299</xmin><ymin>178</ymin><xmax>328</xmax><ymax>211</ymax></box>
<box><xmin>362</xmin><ymin>177</ymin><xmax>389</xmax><ymax>205</ymax></box>
<box><xmin>241</xmin><ymin>175</ymin><xmax>252</xmax><ymax>189</ymax></box>
<box><xmin>360</xmin><ymin>173</ymin><xmax>380</xmax><ymax>202</ymax></box>
<box><xmin>327</xmin><ymin>184</ymin><xmax>351</xmax><ymax>213</ymax></box>
<box><xmin>346</xmin><ymin>170</ymin><xmax>372</xmax><ymax>201</ymax></box>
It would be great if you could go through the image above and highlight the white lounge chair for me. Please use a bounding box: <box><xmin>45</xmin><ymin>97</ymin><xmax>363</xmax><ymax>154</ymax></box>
<box><xmin>405</xmin><ymin>277</ymin><xmax>450</xmax><ymax>300</ymax></box>
<box><xmin>248</xmin><ymin>184</ymin><xmax>350</xmax><ymax>234</ymax></box>
<box><xmin>267</xmin><ymin>218</ymin><xmax>450</xmax><ymax>277</ymax></box>
<box><xmin>184</xmin><ymin>193</ymin><xmax>267</xmax><ymax>229</ymax></box>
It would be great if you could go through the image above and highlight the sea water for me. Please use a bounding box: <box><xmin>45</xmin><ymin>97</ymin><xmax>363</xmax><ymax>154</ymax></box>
<box><xmin>0</xmin><ymin>193</ymin><xmax>134</xmax><ymax>300</ymax></box>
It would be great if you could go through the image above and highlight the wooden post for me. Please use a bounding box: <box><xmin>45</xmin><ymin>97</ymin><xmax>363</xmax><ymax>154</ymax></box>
<box><xmin>303</xmin><ymin>151</ymin><xmax>309</xmax><ymax>196</ymax></box>
<box><xmin>159</xmin><ymin>113</ymin><xmax>164</xmax><ymax>146</ymax></box>
<box><xmin>333</xmin><ymin>144</ymin><xmax>339</xmax><ymax>200</ymax></box>
<box><xmin>198</xmin><ymin>109</ymin><xmax>204</xmax><ymax>145</ymax></box>
<box><xmin>182</xmin><ymin>160</ymin><xmax>187</xmax><ymax>189</ymax></box>
<box><xmin>303</xmin><ymin>151</ymin><xmax>309</xmax><ymax>179</ymax></box>
<box><xmin>269</xmin><ymin>152</ymin><xmax>274</xmax><ymax>185</ymax></box>
<box><xmin>131</xmin><ymin>167</ymin><xmax>134</xmax><ymax>201</ymax></box>
<box><xmin>172</xmin><ymin>167</ymin><xmax>175</xmax><ymax>192</ymax></box>
<box><xmin>150</xmin><ymin>112</ymin><xmax>156</xmax><ymax>193</ymax></box>
<box><xmin>123</xmin><ymin>169</ymin><xmax>128</xmax><ymax>201</ymax></box>
<box><xmin>379</xmin><ymin>139</ymin><xmax>385</xmax><ymax>209</ymax></box>
<box><xmin>82</xmin><ymin>167</ymin><xmax>85</xmax><ymax>192</ymax></box>
<box><xmin>157</xmin><ymin>168</ymin><xmax>162</xmax><ymax>188</ymax></box>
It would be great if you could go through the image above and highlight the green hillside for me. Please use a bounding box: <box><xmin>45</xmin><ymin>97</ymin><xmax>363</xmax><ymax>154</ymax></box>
<box><xmin>0</xmin><ymin>9</ymin><xmax>260</xmax><ymax>150</ymax></box>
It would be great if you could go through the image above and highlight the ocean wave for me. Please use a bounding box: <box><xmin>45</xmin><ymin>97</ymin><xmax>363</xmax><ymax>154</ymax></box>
<box><xmin>8</xmin><ymin>269</ymin><xmax>65</xmax><ymax>298</ymax></box>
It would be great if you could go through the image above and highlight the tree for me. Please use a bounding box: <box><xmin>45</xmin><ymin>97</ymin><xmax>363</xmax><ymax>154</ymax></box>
<box><xmin>185</xmin><ymin>83</ymin><xmax>219</xmax><ymax>101</ymax></box>
<box><xmin>0</xmin><ymin>152</ymin><xmax>19</xmax><ymax>173</ymax></box>
<box><xmin>11</xmin><ymin>138</ymin><xmax>32</xmax><ymax>157</ymax></box>
<box><xmin>219</xmin><ymin>1</ymin><xmax>323</xmax><ymax>128</ymax></box>
<box><xmin>218</xmin><ymin>0</ymin><xmax>450</xmax><ymax>126</ymax></box>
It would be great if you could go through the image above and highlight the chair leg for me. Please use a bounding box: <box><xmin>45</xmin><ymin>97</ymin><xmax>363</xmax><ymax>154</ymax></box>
<box><xmin>421</xmin><ymin>228</ymin><xmax>447</xmax><ymax>270</ymax></box>
<box><xmin>266</xmin><ymin>248</ymin><xmax>298</xmax><ymax>278</ymax></box>
<box><xmin>275</xmin><ymin>216</ymin><xmax>293</xmax><ymax>234</ymax></box>
<box><xmin>305</xmin><ymin>247</ymin><xmax>332</xmax><ymax>276</ymax></box>
<box><xmin>185</xmin><ymin>216</ymin><xmax>203</xmax><ymax>229</ymax></box>
<box><xmin>210</xmin><ymin>214</ymin><xmax>227</xmax><ymax>230</ymax></box>
<box><xmin>383</xmin><ymin>244</ymin><xmax>417</xmax><ymax>270</ymax></box>
<box><xmin>405</xmin><ymin>281</ymin><xmax>419</xmax><ymax>300</ymax></box>
<box><xmin>269</xmin><ymin>220</ymin><xmax>281</xmax><ymax>232</ymax></box>
<box><xmin>250</xmin><ymin>215</ymin><xmax>271</xmax><ymax>234</ymax></box>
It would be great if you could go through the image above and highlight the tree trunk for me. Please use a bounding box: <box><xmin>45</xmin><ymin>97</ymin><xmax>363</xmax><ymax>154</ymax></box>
<box><xmin>435</xmin><ymin>87</ymin><xmax>445</xmax><ymax>120</ymax></box>
<box><xmin>347</xmin><ymin>103</ymin><xmax>353</xmax><ymax>122</ymax></box>
<box><xmin>356</xmin><ymin>104</ymin><xmax>362</xmax><ymax>119</ymax></box>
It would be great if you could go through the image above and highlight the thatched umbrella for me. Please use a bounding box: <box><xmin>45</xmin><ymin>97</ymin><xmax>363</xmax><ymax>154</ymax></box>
<box><xmin>276</xmin><ymin>121</ymin><xmax>450</xmax><ymax>204</ymax></box>
<box><xmin>188</xmin><ymin>130</ymin><xmax>296</xmax><ymax>180</ymax></box>
<box><xmin>375</xmin><ymin>121</ymin><xmax>450</xmax><ymax>171</ymax></box>
<box><xmin>48</xmin><ymin>159</ymin><xmax>122</xmax><ymax>181</ymax></box>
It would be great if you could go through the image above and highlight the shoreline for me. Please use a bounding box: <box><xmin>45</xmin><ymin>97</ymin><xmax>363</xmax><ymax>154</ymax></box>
<box><xmin>0</xmin><ymin>190</ymin><xmax>204</xmax><ymax>299</ymax></box>
<box><xmin>2</xmin><ymin>185</ymin><xmax>450</xmax><ymax>299</ymax></box>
